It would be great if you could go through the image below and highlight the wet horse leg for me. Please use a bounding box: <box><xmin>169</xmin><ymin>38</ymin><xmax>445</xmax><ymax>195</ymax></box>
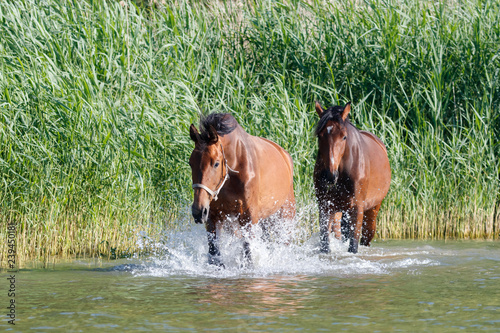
<box><xmin>206</xmin><ymin>219</ymin><xmax>223</xmax><ymax>267</ymax></box>
<box><xmin>330</xmin><ymin>212</ymin><xmax>343</xmax><ymax>240</ymax></box>
<box><xmin>347</xmin><ymin>205</ymin><xmax>365</xmax><ymax>254</ymax></box>
<box><xmin>242</xmin><ymin>239</ymin><xmax>252</xmax><ymax>266</ymax></box>
<box><xmin>360</xmin><ymin>204</ymin><xmax>381</xmax><ymax>247</ymax></box>
<box><xmin>319</xmin><ymin>207</ymin><xmax>331</xmax><ymax>253</ymax></box>
<box><xmin>260</xmin><ymin>219</ymin><xmax>271</xmax><ymax>242</ymax></box>
<box><xmin>276</xmin><ymin>195</ymin><xmax>296</xmax><ymax>245</ymax></box>
<box><xmin>340</xmin><ymin>213</ymin><xmax>349</xmax><ymax>242</ymax></box>
<box><xmin>241</xmin><ymin>230</ymin><xmax>253</xmax><ymax>268</ymax></box>
<box><xmin>239</xmin><ymin>212</ymin><xmax>255</xmax><ymax>267</ymax></box>
<box><xmin>280</xmin><ymin>193</ymin><xmax>296</xmax><ymax>222</ymax></box>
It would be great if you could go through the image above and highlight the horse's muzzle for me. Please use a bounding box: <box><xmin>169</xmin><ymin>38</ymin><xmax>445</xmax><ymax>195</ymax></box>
<box><xmin>321</xmin><ymin>169</ymin><xmax>339</xmax><ymax>186</ymax></box>
<box><xmin>192</xmin><ymin>204</ymin><xmax>209</xmax><ymax>224</ymax></box>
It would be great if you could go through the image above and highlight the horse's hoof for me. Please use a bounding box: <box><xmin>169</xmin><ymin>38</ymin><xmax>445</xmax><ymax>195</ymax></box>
<box><xmin>348</xmin><ymin>243</ymin><xmax>358</xmax><ymax>254</ymax></box>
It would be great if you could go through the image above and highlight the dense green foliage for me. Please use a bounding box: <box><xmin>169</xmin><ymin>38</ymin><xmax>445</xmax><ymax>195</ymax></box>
<box><xmin>0</xmin><ymin>0</ymin><xmax>499</xmax><ymax>262</ymax></box>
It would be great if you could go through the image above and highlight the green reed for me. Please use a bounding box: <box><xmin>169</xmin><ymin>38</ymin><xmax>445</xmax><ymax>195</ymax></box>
<box><xmin>0</xmin><ymin>0</ymin><xmax>498</xmax><ymax>265</ymax></box>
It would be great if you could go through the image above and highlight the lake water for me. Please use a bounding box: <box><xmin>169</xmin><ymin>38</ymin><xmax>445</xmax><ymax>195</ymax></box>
<box><xmin>2</xmin><ymin>223</ymin><xmax>500</xmax><ymax>332</ymax></box>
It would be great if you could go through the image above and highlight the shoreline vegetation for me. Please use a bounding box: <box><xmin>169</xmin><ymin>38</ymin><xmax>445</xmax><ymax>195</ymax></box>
<box><xmin>1</xmin><ymin>0</ymin><xmax>499</xmax><ymax>266</ymax></box>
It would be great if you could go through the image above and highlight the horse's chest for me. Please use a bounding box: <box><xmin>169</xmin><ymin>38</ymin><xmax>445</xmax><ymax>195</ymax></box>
<box><xmin>331</xmin><ymin>186</ymin><xmax>351</xmax><ymax>201</ymax></box>
<box><xmin>321</xmin><ymin>178</ymin><xmax>355</xmax><ymax>205</ymax></box>
<box><xmin>213</xmin><ymin>198</ymin><xmax>245</xmax><ymax>215</ymax></box>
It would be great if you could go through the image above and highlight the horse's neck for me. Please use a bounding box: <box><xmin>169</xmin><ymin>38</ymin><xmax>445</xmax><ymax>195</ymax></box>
<box><xmin>220</xmin><ymin>126</ymin><xmax>251</xmax><ymax>171</ymax></box>
<box><xmin>341</xmin><ymin>124</ymin><xmax>364</xmax><ymax>171</ymax></box>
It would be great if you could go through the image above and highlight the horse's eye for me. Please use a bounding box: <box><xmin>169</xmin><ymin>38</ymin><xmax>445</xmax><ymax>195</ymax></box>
<box><xmin>343</xmin><ymin>136</ymin><xmax>347</xmax><ymax>140</ymax></box>
<box><xmin>214</xmin><ymin>162</ymin><xmax>220</xmax><ymax>168</ymax></box>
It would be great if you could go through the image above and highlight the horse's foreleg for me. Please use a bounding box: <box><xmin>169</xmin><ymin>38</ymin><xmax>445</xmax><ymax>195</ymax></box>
<box><xmin>319</xmin><ymin>209</ymin><xmax>330</xmax><ymax>253</ymax></box>
<box><xmin>242</xmin><ymin>240</ymin><xmax>252</xmax><ymax>266</ymax></box>
<box><xmin>206</xmin><ymin>220</ymin><xmax>223</xmax><ymax>267</ymax></box>
<box><xmin>239</xmin><ymin>213</ymin><xmax>255</xmax><ymax>267</ymax></box>
<box><xmin>347</xmin><ymin>206</ymin><xmax>364</xmax><ymax>254</ymax></box>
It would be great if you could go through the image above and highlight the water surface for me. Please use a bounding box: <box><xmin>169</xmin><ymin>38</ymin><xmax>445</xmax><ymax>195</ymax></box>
<box><xmin>2</xmin><ymin>225</ymin><xmax>500</xmax><ymax>332</ymax></box>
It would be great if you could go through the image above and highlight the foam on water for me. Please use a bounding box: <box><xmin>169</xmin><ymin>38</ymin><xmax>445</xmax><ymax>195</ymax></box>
<box><xmin>130</xmin><ymin>211</ymin><xmax>440</xmax><ymax>278</ymax></box>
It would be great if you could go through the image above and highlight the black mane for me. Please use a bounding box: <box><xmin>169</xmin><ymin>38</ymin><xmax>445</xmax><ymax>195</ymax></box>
<box><xmin>199</xmin><ymin>113</ymin><xmax>238</xmax><ymax>143</ymax></box>
<box><xmin>315</xmin><ymin>105</ymin><xmax>350</xmax><ymax>136</ymax></box>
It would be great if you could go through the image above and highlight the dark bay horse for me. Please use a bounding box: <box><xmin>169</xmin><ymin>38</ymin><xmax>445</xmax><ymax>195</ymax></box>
<box><xmin>314</xmin><ymin>102</ymin><xmax>391</xmax><ymax>254</ymax></box>
<box><xmin>189</xmin><ymin>113</ymin><xmax>296</xmax><ymax>266</ymax></box>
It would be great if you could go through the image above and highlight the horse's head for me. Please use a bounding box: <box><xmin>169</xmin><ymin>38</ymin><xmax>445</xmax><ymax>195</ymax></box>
<box><xmin>189</xmin><ymin>124</ymin><xmax>227</xmax><ymax>224</ymax></box>
<box><xmin>315</xmin><ymin>101</ymin><xmax>351</xmax><ymax>185</ymax></box>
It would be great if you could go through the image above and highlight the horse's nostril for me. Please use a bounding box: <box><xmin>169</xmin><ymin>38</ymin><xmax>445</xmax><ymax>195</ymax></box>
<box><xmin>202</xmin><ymin>207</ymin><xmax>208</xmax><ymax>217</ymax></box>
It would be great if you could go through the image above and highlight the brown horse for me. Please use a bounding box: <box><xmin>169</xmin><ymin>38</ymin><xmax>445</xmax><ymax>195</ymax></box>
<box><xmin>314</xmin><ymin>102</ymin><xmax>391</xmax><ymax>254</ymax></box>
<box><xmin>189</xmin><ymin>113</ymin><xmax>296</xmax><ymax>266</ymax></box>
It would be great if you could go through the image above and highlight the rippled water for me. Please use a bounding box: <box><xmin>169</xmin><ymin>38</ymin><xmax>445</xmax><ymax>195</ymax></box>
<box><xmin>2</xmin><ymin>222</ymin><xmax>500</xmax><ymax>331</ymax></box>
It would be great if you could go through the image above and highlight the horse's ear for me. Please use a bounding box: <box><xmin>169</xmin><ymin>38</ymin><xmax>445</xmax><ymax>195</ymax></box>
<box><xmin>207</xmin><ymin>125</ymin><xmax>219</xmax><ymax>144</ymax></box>
<box><xmin>190</xmin><ymin>124</ymin><xmax>201</xmax><ymax>143</ymax></box>
<box><xmin>341</xmin><ymin>102</ymin><xmax>351</xmax><ymax>121</ymax></box>
<box><xmin>315</xmin><ymin>101</ymin><xmax>324</xmax><ymax>117</ymax></box>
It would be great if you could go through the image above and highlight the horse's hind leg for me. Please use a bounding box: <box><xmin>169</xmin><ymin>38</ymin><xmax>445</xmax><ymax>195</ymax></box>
<box><xmin>260</xmin><ymin>219</ymin><xmax>271</xmax><ymax>242</ymax></box>
<box><xmin>281</xmin><ymin>192</ymin><xmax>296</xmax><ymax>221</ymax></box>
<box><xmin>276</xmin><ymin>194</ymin><xmax>296</xmax><ymax>245</ymax></box>
<box><xmin>340</xmin><ymin>213</ymin><xmax>349</xmax><ymax>242</ymax></box>
<box><xmin>330</xmin><ymin>212</ymin><xmax>343</xmax><ymax>240</ymax></box>
<box><xmin>360</xmin><ymin>204</ymin><xmax>381</xmax><ymax>247</ymax></box>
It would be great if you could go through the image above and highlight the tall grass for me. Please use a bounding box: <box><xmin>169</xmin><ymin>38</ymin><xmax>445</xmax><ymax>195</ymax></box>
<box><xmin>0</xmin><ymin>0</ymin><xmax>498</xmax><ymax>266</ymax></box>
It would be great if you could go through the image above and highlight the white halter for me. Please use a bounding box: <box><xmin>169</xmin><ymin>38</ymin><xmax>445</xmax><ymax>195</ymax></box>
<box><xmin>192</xmin><ymin>143</ymin><xmax>238</xmax><ymax>201</ymax></box>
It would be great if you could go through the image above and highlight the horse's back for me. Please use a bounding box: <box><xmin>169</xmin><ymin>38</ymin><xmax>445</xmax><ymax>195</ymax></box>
<box><xmin>258</xmin><ymin>137</ymin><xmax>294</xmax><ymax>176</ymax></box>
<box><xmin>252</xmin><ymin>136</ymin><xmax>294</xmax><ymax>186</ymax></box>
<box><xmin>248</xmin><ymin>135</ymin><xmax>295</xmax><ymax>218</ymax></box>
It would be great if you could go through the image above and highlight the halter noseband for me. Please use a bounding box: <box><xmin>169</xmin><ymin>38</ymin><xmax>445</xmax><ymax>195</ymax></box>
<box><xmin>192</xmin><ymin>143</ymin><xmax>238</xmax><ymax>201</ymax></box>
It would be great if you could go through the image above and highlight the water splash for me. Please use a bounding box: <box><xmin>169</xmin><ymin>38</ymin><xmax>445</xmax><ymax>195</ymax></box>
<box><xmin>131</xmin><ymin>206</ymin><xmax>439</xmax><ymax>278</ymax></box>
